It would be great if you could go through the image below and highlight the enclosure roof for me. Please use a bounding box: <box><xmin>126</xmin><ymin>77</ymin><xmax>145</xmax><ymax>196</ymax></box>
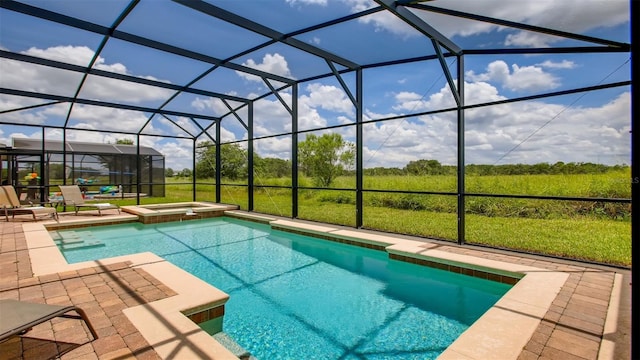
<box><xmin>11</xmin><ymin>138</ymin><xmax>163</xmax><ymax>156</ymax></box>
<box><xmin>0</xmin><ymin>0</ymin><xmax>632</xmax><ymax>141</ymax></box>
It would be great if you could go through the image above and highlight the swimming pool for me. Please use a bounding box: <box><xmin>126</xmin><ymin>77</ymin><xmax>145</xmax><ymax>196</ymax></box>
<box><xmin>53</xmin><ymin>217</ymin><xmax>512</xmax><ymax>359</ymax></box>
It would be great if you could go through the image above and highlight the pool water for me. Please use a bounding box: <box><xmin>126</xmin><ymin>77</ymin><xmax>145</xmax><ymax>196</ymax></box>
<box><xmin>54</xmin><ymin>217</ymin><xmax>512</xmax><ymax>360</ymax></box>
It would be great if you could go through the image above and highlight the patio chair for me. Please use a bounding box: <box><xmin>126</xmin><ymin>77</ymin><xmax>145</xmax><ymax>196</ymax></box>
<box><xmin>0</xmin><ymin>185</ymin><xmax>58</xmax><ymax>222</ymax></box>
<box><xmin>0</xmin><ymin>299</ymin><xmax>98</xmax><ymax>342</ymax></box>
<box><xmin>58</xmin><ymin>185</ymin><xmax>120</xmax><ymax>216</ymax></box>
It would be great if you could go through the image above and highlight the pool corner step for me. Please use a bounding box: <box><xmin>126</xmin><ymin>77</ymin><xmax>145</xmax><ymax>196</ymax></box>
<box><xmin>212</xmin><ymin>332</ymin><xmax>254</xmax><ymax>360</ymax></box>
<box><xmin>60</xmin><ymin>240</ymin><xmax>105</xmax><ymax>251</ymax></box>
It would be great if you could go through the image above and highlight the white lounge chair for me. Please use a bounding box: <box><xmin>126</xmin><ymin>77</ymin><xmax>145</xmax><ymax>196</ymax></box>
<box><xmin>59</xmin><ymin>185</ymin><xmax>120</xmax><ymax>216</ymax></box>
<box><xmin>1</xmin><ymin>185</ymin><xmax>58</xmax><ymax>221</ymax></box>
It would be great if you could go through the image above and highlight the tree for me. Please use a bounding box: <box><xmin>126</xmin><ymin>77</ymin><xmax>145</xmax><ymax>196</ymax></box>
<box><xmin>298</xmin><ymin>133</ymin><xmax>355</xmax><ymax>187</ymax></box>
<box><xmin>405</xmin><ymin>159</ymin><xmax>444</xmax><ymax>175</ymax></box>
<box><xmin>165</xmin><ymin>168</ymin><xmax>174</xmax><ymax>177</ymax></box>
<box><xmin>255</xmin><ymin>157</ymin><xmax>290</xmax><ymax>178</ymax></box>
<box><xmin>177</xmin><ymin>168</ymin><xmax>192</xmax><ymax>178</ymax></box>
<box><xmin>116</xmin><ymin>138</ymin><xmax>134</xmax><ymax>145</ymax></box>
<box><xmin>196</xmin><ymin>141</ymin><xmax>248</xmax><ymax>180</ymax></box>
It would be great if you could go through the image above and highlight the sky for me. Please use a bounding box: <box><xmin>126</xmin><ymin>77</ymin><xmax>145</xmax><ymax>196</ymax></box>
<box><xmin>0</xmin><ymin>0</ymin><xmax>632</xmax><ymax>172</ymax></box>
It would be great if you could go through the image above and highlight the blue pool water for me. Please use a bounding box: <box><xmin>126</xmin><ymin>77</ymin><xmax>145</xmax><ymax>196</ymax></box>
<box><xmin>53</xmin><ymin>217</ymin><xmax>511</xmax><ymax>359</ymax></box>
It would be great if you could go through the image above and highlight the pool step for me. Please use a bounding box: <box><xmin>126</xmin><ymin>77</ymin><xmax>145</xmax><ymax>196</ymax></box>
<box><xmin>60</xmin><ymin>240</ymin><xmax>105</xmax><ymax>251</ymax></box>
<box><xmin>212</xmin><ymin>332</ymin><xmax>254</xmax><ymax>360</ymax></box>
<box><xmin>54</xmin><ymin>232</ymin><xmax>105</xmax><ymax>250</ymax></box>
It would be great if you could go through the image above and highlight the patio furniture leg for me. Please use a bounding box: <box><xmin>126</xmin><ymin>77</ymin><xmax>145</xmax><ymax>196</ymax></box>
<box><xmin>73</xmin><ymin>307</ymin><xmax>99</xmax><ymax>340</ymax></box>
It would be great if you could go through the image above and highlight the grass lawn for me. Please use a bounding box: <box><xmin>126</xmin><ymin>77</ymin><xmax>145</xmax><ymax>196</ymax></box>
<box><xmin>56</xmin><ymin>177</ymin><xmax>630</xmax><ymax>267</ymax></box>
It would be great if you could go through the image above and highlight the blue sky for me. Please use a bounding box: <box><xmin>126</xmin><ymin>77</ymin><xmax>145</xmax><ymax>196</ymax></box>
<box><xmin>0</xmin><ymin>0</ymin><xmax>632</xmax><ymax>171</ymax></box>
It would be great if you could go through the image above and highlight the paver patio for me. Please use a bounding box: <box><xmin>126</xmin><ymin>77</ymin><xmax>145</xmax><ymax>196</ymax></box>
<box><xmin>0</xmin><ymin>212</ymin><xmax>631</xmax><ymax>359</ymax></box>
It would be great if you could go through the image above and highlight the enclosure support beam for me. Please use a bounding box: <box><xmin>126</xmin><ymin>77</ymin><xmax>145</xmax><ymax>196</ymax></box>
<box><xmin>373</xmin><ymin>0</ymin><xmax>461</xmax><ymax>54</ymax></box>
<box><xmin>356</xmin><ymin>69</ymin><xmax>364</xmax><ymax>228</ymax></box>
<box><xmin>432</xmin><ymin>39</ymin><xmax>461</xmax><ymax>106</ymax></box>
<box><xmin>40</xmin><ymin>128</ymin><xmax>46</xmax><ymax>202</ymax></box>
<box><xmin>456</xmin><ymin>55</ymin><xmax>466</xmax><ymax>245</ymax></box>
<box><xmin>630</xmin><ymin>5</ymin><xmax>638</xmax><ymax>330</ymax></box>
<box><xmin>292</xmin><ymin>84</ymin><xmax>299</xmax><ymax>219</ymax></box>
<box><xmin>248</xmin><ymin>102</ymin><xmax>254</xmax><ymax>211</ymax></box>
<box><xmin>62</xmin><ymin>128</ymin><xmax>67</xmax><ymax>211</ymax></box>
<box><xmin>174</xmin><ymin>0</ymin><xmax>359</xmax><ymax>70</ymax></box>
<box><xmin>215</xmin><ymin>121</ymin><xmax>221</xmax><ymax>203</ymax></box>
<box><xmin>190</xmin><ymin>139</ymin><xmax>196</xmax><ymax>201</ymax></box>
<box><xmin>136</xmin><ymin>135</ymin><xmax>141</xmax><ymax>205</ymax></box>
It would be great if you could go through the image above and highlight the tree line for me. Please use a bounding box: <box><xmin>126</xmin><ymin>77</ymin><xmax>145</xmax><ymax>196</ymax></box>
<box><xmin>372</xmin><ymin>159</ymin><xmax>628</xmax><ymax>176</ymax></box>
<box><xmin>166</xmin><ymin>134</ymin><xmax>628</xmax><ymax>186</ymax></box>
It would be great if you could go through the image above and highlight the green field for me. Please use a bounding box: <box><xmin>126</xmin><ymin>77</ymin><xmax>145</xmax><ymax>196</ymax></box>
<box><xmin>58</xmin><ymin>171</ymin><xmax>631</xmax><ymax>267</ymax></box>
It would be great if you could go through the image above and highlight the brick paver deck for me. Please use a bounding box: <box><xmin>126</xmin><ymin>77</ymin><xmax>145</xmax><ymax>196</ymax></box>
<box><xmin>0</xmin><ymin>216</ymin><xmax>631</xmax><ymax>360</ymax></box>
<box><xmin>438</xmin><ymin>246</ymin><xmax>631</xmax><ymax>360</ymax></box>
<box><xmin>0</xmin><ymin>221</ymin><xmax>176</xmax><ymax>360</ymax></box>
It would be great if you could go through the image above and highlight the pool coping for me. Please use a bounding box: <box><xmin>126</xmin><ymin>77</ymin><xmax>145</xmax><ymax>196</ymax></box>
<box><xmin>120</xmin><ymin>203</ymin><xmax>238</xmax><ymax>224</ymax></box>
<box><xmin>23</xmin><ymin>221</ymin><xmax>238</xmax><ymax>359</ymax></box>
<box><xmin>25</xmin><ymin>211</ymin><xmax>574</xmax><ymax>360</ymax></box>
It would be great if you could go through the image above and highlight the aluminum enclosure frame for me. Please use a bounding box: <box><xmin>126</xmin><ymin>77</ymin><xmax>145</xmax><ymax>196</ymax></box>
<box><xmin>0</xmin><ymin>0</ymin><xmax>634</xmax><ymax>251</ymax></box>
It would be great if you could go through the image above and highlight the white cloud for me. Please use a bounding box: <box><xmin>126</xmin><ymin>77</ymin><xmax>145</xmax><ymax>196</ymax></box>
<box><xmin>191</xmin><ymin>97</ymin><xmax>229</xmax><ymax>116</ymax></box>
<box><xmin>252</xmin><ymin>95</ymin><xmax>294</xmax><ymax>136</ymax></box>
<box><xmin>0</xmin><ymin>45</ymin><xmax>176</xmax><ymax>134</ymax></box>
<box><xmin>347</xmin><ymin>0</ymin><xmax>628</xmax><ymax>47</ymax></box>
<box><xmin>0</xmin><ymin>46</ymin><xmax>173</xmax><ymax>103</ymax></box>
<box><xmin>157</xmin><ymin>140</ymin><xmax>194</xmax><ymax>170</ymax></box>
<box><xmin>537</xmin><ymin>60</ymin><xmax>576</xmax><ymax>69</ymax></box>
<box><xmin>464</xmin><ymin>91</ymin><xmax>631</xmax><ymax>165</ymax></box>
<box><xmin>356</xmin><ymin>11</ymin><xmax>418</xmax><ymax>38</ymax></box>
<box><xmin>156</xmin><ymin>116</ymin><xmax>201</xmax><ymax>137</ymax></box>
<box><xmin>466</xmin><ymin>60</ymin><xmax>560</xmax><ymax>92</ymax></box>
<box><xmin>286</xmin><ymin>0</ymin><xmax>327</xmax><ymax>5</ymax></box>
<box><xmin>46</xmin><ymin>105</ymin><xmax>151</xmax><ymax>132</ymax></box>
<box><xmin>237</xmin><ymin>53</ymin><xmax>294</xmax><ymax>83</ymax></box>
<box><xmin>0</xmin><ymin>97</ymin><xmax>64</xmax><ymax>125</ymax></box>
<box><xmin>0</xmin><ymin>9</ymin><xmax>629</xmax><ymax>172</ymax></box>
<box><xmin>391</xmin><ymin>80</ymin><xmax>506</xmax><ymax>113</ymax></box>
<box><xmin>301</xmin><ymin>83</ymin><xmax>354</xmax><ymax>116</ymax></box>
<box><xmin>247</xmin><ymin>82</ymin><xmax>357</xmax><ymax>143</ymax></box>
<box><xmin>0</xmin><ymin>58</ymin><xmax>84</xmax><ymax>97</ymax></box>
<box><xmin>496</xmin><ymin>0</ymin><xmax>628</xmax><ymax>47</ymax></box>
<box><xmin>392</xmin><ymin>91</ymin><xmax>429</xmax><ymax>112</ymax></box>
<box><xmin>78</xmin><ymin>75</ymin><xmax>172</xmax><ymax>103</ymax></box>
<box><xmin>343</xmin><ymin>0</ymin><xmax>377</xmax><ymax>13</ymax></box>
<box><xmin>254</xmin><ymin>136</ymin><xmax>292</xmax><ymax>160</ymax></box>
<box><xmin>362</xmin><ymin>115</ymin><xmax>458</xmax><ymax>167</ymax></box>
<box><xmin>23</xmin><ymin>45</ymin><xmax>96</xmax><ymax>67</ymax></box>
<box><xmin>360</xmin><ymin>77</ymin><xmax>630</xmax><ymax>168</ymax></box>
<box><xmin>503</xmin><ymin>31</ymin><xmax>559</xmax><ymax>48</ymax></box>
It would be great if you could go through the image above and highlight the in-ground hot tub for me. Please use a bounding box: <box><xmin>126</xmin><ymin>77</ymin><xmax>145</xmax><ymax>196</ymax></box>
<box><xmin>121</xmin><ymin>202</ymin><xmax>239</xmax><ymax>224</ymax></box>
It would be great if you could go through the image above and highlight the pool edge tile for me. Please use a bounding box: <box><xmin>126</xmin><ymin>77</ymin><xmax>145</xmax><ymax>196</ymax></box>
<box><xmin>438</xmin><ymin>270</ymin><xmax>568</xmax><ymax>360</ymax></box>
<box><xmin>270</xmin><ymin>219</ymin><xmax>338</xmax><ymax>234</ymax></box>
<box><xmin>597</xmin><ymin>272</ymin><xmax>625</xmax><ymax>360</ymax></box>
<box><xmin>123</xmin><ymin>260</ymin><xmax>235</xmax><ymax>360</ymax></box>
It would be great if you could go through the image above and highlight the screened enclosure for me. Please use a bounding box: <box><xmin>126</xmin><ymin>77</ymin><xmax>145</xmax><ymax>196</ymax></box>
<box><xmin>0</xmin><ymin>0</ymin><xmax>634</xmax><ymax>266</ymax></box>
<box><xmin>0</xmin><ymin>138</ymin><xmax>165</xmax><ymax>202</ymax></box>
